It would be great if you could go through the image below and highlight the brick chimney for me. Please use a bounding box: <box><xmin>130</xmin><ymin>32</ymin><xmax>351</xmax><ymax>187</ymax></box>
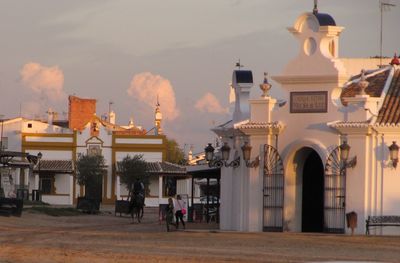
<box><xmin>68</xmin><ymin>95</ymin><xmax>97</xmax><ymax>131</ymax></box>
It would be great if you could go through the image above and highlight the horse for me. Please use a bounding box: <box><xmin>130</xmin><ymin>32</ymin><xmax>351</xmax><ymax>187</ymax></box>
<box><xmin>129</xmin><ymin>193</ymin><xmax>144</xmax><ymax>223</ymax></box>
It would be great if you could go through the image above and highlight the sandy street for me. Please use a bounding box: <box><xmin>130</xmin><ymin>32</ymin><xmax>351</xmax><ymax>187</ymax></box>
<box><xmin>1</xmin><ymin>208</ymin><xmax>400</xmax><ymax>263</ymax></box>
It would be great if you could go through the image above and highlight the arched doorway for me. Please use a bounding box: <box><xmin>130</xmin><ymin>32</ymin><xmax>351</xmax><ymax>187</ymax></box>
<box><xmin>301</xmin><ymin>150</ymin><xmax>324</xmax><ymax>232</ymax></box>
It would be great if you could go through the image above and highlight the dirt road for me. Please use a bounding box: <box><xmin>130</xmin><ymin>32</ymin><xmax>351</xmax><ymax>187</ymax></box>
<box><xmin>1</xmin><ymin>208</ymin><xmax>400</xmax><ymax>262</ymax></box>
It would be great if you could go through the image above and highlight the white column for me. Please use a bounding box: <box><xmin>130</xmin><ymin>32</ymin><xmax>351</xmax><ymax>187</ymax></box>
<box><xmin>15</xmin><ymin>168</ymin><xmax>20</xmax><ymax>186</ymax></box>
<box><xmin>346</xmin><ymin>134</ymin><xmax>369</xmax><ymax>235</ymax></box>
<box><xmin>158</xmin><ymin>176</ymin><xmax>163</xmax><ymax>205</ymax></box>
<box><xmin>24</xmin><ymin>168</ymin><xmax>29</xmax><ymax>187</ymax></box>
<box><xmin>69</xmin><ymin>175</ymin><xmax>74</xmax><ymax>205</ymax></box>
<box><xmin>34</xmin><ymin>173</ymin><xmax>39</xmax><ymax>190</ymax></box>
<box><xmin>116</xmin><ymin>175</ymin><xmax>121</xmax><ymax>200</ymax></box>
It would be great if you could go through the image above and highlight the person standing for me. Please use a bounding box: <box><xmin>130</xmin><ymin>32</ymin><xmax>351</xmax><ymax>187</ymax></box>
<box><xmin>174</xmin><ymin>195</ymin><xmax>186</xmax><ymax>230</ymax></box>
<box><xmin>166</xmin><ymin>197</ymin><xmax>175</xmax><ymax>232</ymax></box>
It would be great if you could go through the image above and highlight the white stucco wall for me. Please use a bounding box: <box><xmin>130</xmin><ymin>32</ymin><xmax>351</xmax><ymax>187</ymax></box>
<box><xmin>54</xmin><ymin>174</ymin><xmax>70</xmax><ymax>194</ymax></box>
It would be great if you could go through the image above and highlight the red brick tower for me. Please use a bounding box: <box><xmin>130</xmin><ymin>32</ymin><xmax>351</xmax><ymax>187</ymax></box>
<box><xmin>68</xmin><ymin>95</ymin><xmax>97</xmax><ymax>131</ymax></box>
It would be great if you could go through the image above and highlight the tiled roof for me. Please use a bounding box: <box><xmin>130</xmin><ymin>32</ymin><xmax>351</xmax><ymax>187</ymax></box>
<box><xmin>341</xmin><ymin>68</ymin><xmax>390</xmax><ymax>106</ymax></box>
<box><xmin>34</xmin><ymin>160</ymin><xmax>74</xmax><ymax>173</ymax></box>
<box><xmin>116</xmin><ymin>161</ymin><xmax>187</xmax><ymax>176</ymax></box>
<box><xmin>235</xmin><ymin>121</ymin><xmax>284</xmax><ymax>130</ymax></box>
<box><xmin>328</xmin><ymin>121</ymin><xmax>370</xmax><ymax>128</ymax></box>
<box><xmin>340</xmin><ymin>66</ymin><xmax>400</xmax><ymax>125</ymax></box>
<box><xmin>376</xmin><ymin>69</ymin><xmax>400</xmax><ymax>124</ymax></box>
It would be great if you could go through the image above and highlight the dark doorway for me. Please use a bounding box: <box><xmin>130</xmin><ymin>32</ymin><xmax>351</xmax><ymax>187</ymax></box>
<box><xmin>85</xmin><ymin>173</ymin><xmax>103</xmax><ymax>203</ymax></box>
<box><xmin>302</xmin><ymin>150</ymin><xmax>324</xmax><ymax>232</ymax></box>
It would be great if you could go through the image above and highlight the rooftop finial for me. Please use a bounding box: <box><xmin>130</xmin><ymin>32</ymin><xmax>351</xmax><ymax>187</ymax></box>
<box><xmin>235</xmin><ymin>59</ymin><xmax>243</xmax><ymax>70</ymax></box>
<box><xmin>358</xmin><ymin>69</ymin><xmax>369</xmax><ymax>95</ymax></box>
<box><xmin>390</xmin><ymin>52</ymin><xmax>400</xmax><ymax>66</ymax></box>
<box><xmin>156</xmin><ymin>94</ymin><xmax>160</xmax><ymax>107</ymax></box>
<box><xmin>259</xmin><ymin>72</ymin><xmax>272</xmax><ymax>98</ymax></box>
<box><xmin>313</xmin><ymin>0</ymin><xmax>318</xmax><ymax>14</ymax></box>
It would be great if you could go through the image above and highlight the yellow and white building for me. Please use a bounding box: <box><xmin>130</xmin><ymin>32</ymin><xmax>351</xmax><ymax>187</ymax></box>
<box><xmin>1</xmin><ymin>95</ymin><xmax>188</xmax><ymax>206</ymax></box>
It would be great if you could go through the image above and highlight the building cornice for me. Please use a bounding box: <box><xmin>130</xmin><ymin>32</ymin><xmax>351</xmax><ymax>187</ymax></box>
<box><xmin>235</xmin><ymin>121</ymin><xmax>285</xmax><ymax>136</ymax></box>
<box><xmin>327</xmin><ymin>121</ymin><xmax>374</xmax><ymax>135</ymax></box>
<box><xmin>272</xmin><ymin>74</ymin><xmax>348</xmax><ymax>85</ymax></box>
<box><xmin>372</xmin><ymin>123</ymin><xmax>400</xmax><ymax>134</ymax></box>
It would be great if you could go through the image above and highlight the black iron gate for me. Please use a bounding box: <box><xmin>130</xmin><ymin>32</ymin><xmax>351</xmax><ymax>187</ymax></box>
<box><xmin>263</xmin><ymin>144</ymin><xmax>284</xmax><ymax>232</ymax></box>
<box><xmin>324</xmin><ymin>146</ymin><xmax>346</xmax><ymax>233</ymax></box>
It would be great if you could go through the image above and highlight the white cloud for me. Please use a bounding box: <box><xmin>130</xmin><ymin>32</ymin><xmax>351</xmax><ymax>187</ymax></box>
<box><xmin>127</xmin><ymin>72</ymin><xmax>179</xmax><ymax>121</ymax></box>
<box><xmin>20</xmin><ymin>62</ymin><xmax>66</xmax><ymax>102</ymax></box>
<box><xmin>195</xmin><ymin>92</ymin><xmax>228</xmax><ymax>114</ymax></box>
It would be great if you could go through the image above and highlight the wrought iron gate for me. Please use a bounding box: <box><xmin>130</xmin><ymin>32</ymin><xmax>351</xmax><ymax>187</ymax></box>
<box><xmin>263</xmin><ymin>144</ymin><xmax>284</xmax><ymax>232</ymax></box>
<box><xmin>324</xmin><ymin>146</ymin><xmax>346</xmax><ymax>233</ymax></box>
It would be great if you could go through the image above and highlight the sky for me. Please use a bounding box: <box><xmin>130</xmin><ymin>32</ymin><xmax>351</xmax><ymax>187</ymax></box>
<box><xmin>0</xmin><ymin>0</ymin><xmax>399</xmax><ymax>154</ymax></box>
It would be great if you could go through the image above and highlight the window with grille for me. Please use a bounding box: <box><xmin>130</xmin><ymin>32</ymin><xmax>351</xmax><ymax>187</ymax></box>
<box><xmin>40</xmin><ymin>177</ymin><xmax>53</xmax><ymax>194</ymax></box>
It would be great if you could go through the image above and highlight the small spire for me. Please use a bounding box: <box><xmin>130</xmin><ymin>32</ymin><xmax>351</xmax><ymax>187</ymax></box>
<box><xmin>358</xmin><ymin>69</ymin><xmax>369</xmax><ymax>95</ymax></box>
<box><xmin>313</xmin><ymin>0</ymin><xmax>318</xmax><ymax>14</ymax></box>
<box><xmin>156</xmin><ymin>94</ymin><xmax>160</xmax><ymax>107</ymax></box>
<box><xmin>235</xmin><ymin>59</ymin><xmax>243</xmax><ymax>70</ymax></box>
<box><xmin>390</xmin><ymin>52</ymin><xmax>400</xmax><ymax>65</ymax></box>
<box><xmin>154</xmin><ymin>95</ymin><xmax>162</xmax><ymax>135</ymax></box>
<box><xmin>259</xmin><ymin>72</ymin><xmax>272</xmax><ymax>98</ymax></box>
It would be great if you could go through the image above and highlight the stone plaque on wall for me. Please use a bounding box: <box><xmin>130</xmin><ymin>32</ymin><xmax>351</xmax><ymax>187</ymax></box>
<box><xmin>290</xmin><ymin>91</ymin><xmax>328</xmax><ymax>113</ymax></box>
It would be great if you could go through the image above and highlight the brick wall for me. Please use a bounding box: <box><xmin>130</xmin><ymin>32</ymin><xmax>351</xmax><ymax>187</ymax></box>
<box><xmin>68</xmin><ymin>96</ymin><xmax>97</xmax><ymax>131</ymax></box>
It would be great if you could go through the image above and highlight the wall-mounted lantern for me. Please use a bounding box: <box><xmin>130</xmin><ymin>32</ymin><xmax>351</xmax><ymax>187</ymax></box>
<box><xmin>339</xmin><ymin>141</ymin><xmax>357</xmax><ymax>170</ymax></box>
<box><xmin>204</xmin><ymin>143</ymin><xmax>240</xmax><ymax>168</ymax></box>
<box><xmin>241</xmin><ymin>142</ymin><xmax>260</xmax><ymax>168</ymax></box>
<box><xmin>389</xmin><ymin>141</ymin><xmax>399</xmax><ymax>169</ymax></box>
<box><xmin>205</xmin><ymin>141</ymin><xmax>259</xmax><ymax>169</ymax></box>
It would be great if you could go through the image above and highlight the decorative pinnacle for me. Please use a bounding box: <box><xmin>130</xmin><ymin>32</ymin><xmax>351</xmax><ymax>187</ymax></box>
<box><xmin>390</xmin><ymin>52</ymin><xmax>400</xmax><ymax>66</ymax></box>
<box><xmin>259</xmin><ymin>72</ymin><xmax>272</xmax><ymax>98</ymax></box>
<box><xmin>235</xmin><ymin>59</ymin><xmax>243</xmax><ymax>70</ymax></box>
<box><xmin>358</xmin><ymin>69</ymin><xmax>369</xmax><ymax>95</ymax></box>
<box><xmin>313</xmin><ymin>0</ymin><xmax>318</xmax><ymax>14</ymax></box>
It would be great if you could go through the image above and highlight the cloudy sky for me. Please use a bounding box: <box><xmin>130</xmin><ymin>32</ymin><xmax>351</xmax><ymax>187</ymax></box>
<box><xmin>0</xmin><ymin>0</ymin><xmax>398</xmax><ymax>153</ymax></box>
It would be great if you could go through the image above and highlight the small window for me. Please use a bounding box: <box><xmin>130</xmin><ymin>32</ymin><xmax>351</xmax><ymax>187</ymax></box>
<box><xmin>163</xmin><ymin>177</ymin><xmax>176</xmax><ymax>197</ymax></box>
<box><xmin>40</xmin><ymin>178</ymin><xmax>53</xmax><ymax>194</ymax></box>
<box><xmin>27</xmin><ymin>123</ymin><xmax>32</xmax><ymax>128</ymax></box>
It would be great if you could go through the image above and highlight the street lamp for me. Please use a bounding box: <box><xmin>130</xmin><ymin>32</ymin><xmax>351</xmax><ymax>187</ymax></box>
<box><xmin>339</xmin><ymin>141</ymin><xmax>357</xmax><ymax>170</ymax></box>
<box><xmin>205</xmin><ymin>142</ymin><xmax>260</xmax><ymax>168</ymax></box>
<box><xmin>0</xmin><ymin>115</ymin><xmax>4</xmax><ymax>151</ymax></box>
<box><xmin>389</xmin><ymin>141</ymin><xmax>399</xmax><ymax>169</ymax></box>
<box><xmin>241</xmin><ymin>142</ymin><xmax>260</xmax><ymax>168</ymax></box>
<box><xmin>37</xmin><ymin>151</ymin><xmax>42</xmax><ymax>183</ymax></box>
<box><xmin>204</xmin><ymin>143</ymin><xmax>240</xmax><ymax>168</ymax></box>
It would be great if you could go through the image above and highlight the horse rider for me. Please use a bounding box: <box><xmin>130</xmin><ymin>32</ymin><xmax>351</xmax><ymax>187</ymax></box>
<box><xmin>133</xmin><ymin>178</ymin><xmax>145</xmax><ymax>200</ymax></box>
<box><xmin>131</xmin><ymin>178</ymin><xmax>145</xmax><ymax>216</ymax></box>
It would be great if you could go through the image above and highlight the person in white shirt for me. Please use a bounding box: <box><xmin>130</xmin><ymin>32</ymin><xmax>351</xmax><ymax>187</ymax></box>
<box><xmin>174</xmin><ymin>195</ymin><xmax>186</xmax><ymax>230</ymax></box>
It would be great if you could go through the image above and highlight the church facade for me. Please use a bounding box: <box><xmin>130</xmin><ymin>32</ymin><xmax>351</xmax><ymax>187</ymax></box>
<box><xmin>213</xmin><ymin>7</ymin><xmax>399</xmax><ymax>235</ymax></box>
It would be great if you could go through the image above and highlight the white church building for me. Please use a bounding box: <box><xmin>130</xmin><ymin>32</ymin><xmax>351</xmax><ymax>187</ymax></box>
<box><xmin>210</xmin><ymin>6</ymin><xmax>400</xmax><ymax>235</ymax></box>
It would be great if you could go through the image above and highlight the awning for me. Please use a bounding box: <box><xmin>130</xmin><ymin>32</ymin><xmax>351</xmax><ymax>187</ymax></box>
<box><xmin>0</xmin><ymin>151</ymin><xmax>37</xmax><ymax>167</ymax></box>
<box><xmin>33</xmin><ymin>160</ymin><xmax>74</xmax><ymax>173</ymax></box>
<box><xmin>116</xmin><ymin>161</ymin><xmax>188</xmax><ymax>177</ymax></box>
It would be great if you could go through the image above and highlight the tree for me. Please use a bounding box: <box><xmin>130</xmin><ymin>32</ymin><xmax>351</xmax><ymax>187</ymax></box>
<box><xmin>119</xmin><ymin>154</ymin><xmax>150</xmax><ymax>195</ymax></box>
<box><xmin>166</xmin><ymin>138</ymin><xmax>186</xmax><ymax>165</ymax></box>
<box><xmin>75</xmin><ymin>154</ymin><xmax>105</xmax><ymax>200</ymax></box>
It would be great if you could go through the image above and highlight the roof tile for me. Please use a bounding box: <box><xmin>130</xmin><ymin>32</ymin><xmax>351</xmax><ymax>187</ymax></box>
<box><xmin>341</xmin><ymin>69</ymin><xmax>390</xmax><ymax>106</ymax></box>
<box><xmin>34</xmin><ymin>160</ymin><xmax>74</xmax><ymax>173</ymax></box>
<box><xmin>377</xmin><ymin>69</ymin><xmax>400</xmax><ymax>124</ymax></box>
